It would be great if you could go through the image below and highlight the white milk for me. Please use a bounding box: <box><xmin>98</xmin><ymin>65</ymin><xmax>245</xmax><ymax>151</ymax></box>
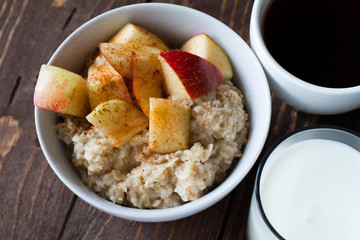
<box><xmin>260</xmin><ymin>139</ymin><xmax>360</xmax><ymax>240</ymax></box>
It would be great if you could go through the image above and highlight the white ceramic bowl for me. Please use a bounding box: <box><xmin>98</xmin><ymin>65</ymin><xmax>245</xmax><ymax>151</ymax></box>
<box><xmin>35</xmin><ymin>3</ymin><xmax>271</xmax><ymax>222</ymax></box>
<box><xmin>250</xmin><ymin>0</ymin><xmax>360</xmax><ymax>115</ymax></box>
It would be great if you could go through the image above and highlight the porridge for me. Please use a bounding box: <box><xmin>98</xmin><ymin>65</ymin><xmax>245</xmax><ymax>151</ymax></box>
<box><xmin>56</xmin><ymin>81</ymin><xmax>248</xmax><ymax>208</ymax></box>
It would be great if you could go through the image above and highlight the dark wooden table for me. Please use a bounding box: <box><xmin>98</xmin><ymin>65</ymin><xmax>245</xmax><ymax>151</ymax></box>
<box><xmin>1</xmin><ymin>0</ymin><xmax>360</xmax><ymax>239</ymax></box>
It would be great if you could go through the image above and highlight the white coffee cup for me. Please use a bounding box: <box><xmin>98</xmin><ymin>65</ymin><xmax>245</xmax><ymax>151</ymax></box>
<box><xmin>250</xmin><ymin>0</ymin><xmax>360</xmax><ymax>115</ymax></box>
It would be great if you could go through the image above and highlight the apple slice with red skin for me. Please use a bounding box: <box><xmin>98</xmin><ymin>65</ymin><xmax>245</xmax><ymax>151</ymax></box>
<box><xmin>159</xmin><ymin>50</ymin><xmax>224</xmax><ymax>99</ymax></box>
<box><xmin>34</xmin><ymin>65</ymin><xmax>90</xmax><ymax>117</ymax></box>
<box><xmin>181</xmin><ymin>33</ymin><xmax>233</xmax><ymax>80</ymax></box>
<box><xmin>87</xmin><ymin>56</ymin><xmax>132</xmax><ymax>110</ymax></box>
<box><xmin>132</xmin><ymin>52</ymin><xmax>163</xmax><ymax>118</ymax></box>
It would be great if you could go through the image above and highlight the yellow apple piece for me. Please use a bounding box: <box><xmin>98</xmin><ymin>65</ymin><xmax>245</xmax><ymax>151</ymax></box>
<box><xmin>181</xmin><ymin>33</ymin><xmax>233</xmax><ymax>80</ymax></box>
<box><xmin>132</xmin><ymin>52</ymin><xmax>163</xmax><ymax>118</ymax></box>
<box><xmin>108</xmin><ymin>23</ymin><xmax>169</xmax><ymax>51</ymax></box>
<box><xmin>33</xmin><ymin>65</ymin><xmax>90</xmax><ymax>117</ymax></box>
<box><xmin>99</xmin><ymin>43</ymin><xmax>162</xmax><ymax>80</ymax></box>
<box><xmin>87</xmin><ymin>56</ymin><xmax>132</xmax><ymax>110</ymax></box>
<box><xmin>159</xmin><ymin>50</ymin><xmax>224</xmax><ymax>99</ymax></box>
<box><xmin>149</xmin><ymin>98</ymin><xmax>191</xmax><ymax>154</ymax></box>
<box><xmin>86</xmin><ymin>99</ymin><xmax>148</xmax><ymax>148</ymax></box>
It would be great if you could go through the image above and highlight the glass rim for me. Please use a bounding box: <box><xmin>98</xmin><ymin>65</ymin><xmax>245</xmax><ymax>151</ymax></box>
<box><xmin>254</xmin><ymin>125</ymin><xmax>360</xmax><ymax>239</ymax></box>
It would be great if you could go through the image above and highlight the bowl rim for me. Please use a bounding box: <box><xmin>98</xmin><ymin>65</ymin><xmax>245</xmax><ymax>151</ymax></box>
<box><xmin>35</xmin><ymin>2</ymin><xmax>271</xmax><ymax>222</ymax></box>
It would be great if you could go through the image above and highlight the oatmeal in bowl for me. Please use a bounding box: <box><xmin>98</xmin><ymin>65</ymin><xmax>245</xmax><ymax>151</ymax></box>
<box><xmin>34</xmin><ymin>3</ymin><xmax>271</xmax><ymax>222</ymax></box>
<box><xmin>55</xmin><ymin>82</ymin><xmax>248</xmax><ymax>209</ymax></box>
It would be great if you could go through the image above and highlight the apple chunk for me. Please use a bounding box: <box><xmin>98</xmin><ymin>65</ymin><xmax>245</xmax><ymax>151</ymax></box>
<box><xmin>159</xmin><ymin>50</ymin><xmax>224</xmax><ymax>99</ymax></box>
<box><xmin>87</xmin><ymin>56</ymin><xmax>132</xmax><ymax>110</ymax></box>
<box><xmin>34</xmin><ymin>65</ymin><xmax>90</xmax><ymax>117</ymax></box>
<box><xmin>108</xmin><ymin>23</ymin><xmax>169</xmax><ymax>51</ymax></box>
<box><xmin>132</xmin><ymin>52</ymin><xmax>163</xmax><ymax>118</ymax></box>
<box><xmin>100</xmin><ymin>43</ymin><xmax>162</xmax><ymax>80</ymax></box>
<box><xmin>149</xmin><ymin>98</ymin><xmax>191</xmax><ymax>154</ymax></box>
<box><xmin>181</xmin><ymin>33</ymin><xmax>233</xmax><ymax>80</ymax></box>
<box><xmin>86</xmin><ymin>99</ymin><xmax>148</xmax><ymax>148</ymax></box>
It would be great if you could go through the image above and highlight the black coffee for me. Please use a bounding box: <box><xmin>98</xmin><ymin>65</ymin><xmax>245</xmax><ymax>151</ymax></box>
<box><xmin>263</xmin><ymin>0</ymin><xmax>360</xmax><ymax>88</ymax></box>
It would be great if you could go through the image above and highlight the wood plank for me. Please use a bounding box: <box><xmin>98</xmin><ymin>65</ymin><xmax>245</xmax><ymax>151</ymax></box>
<box><xmin>0</xmin><ymin>126</ymin><xmax>75</xmax><ymax>239</ymax></box>
<box><xmin>0</xmin><ymin>0</ymin><xmax>88</xmax><ymax>239</ymax></box>
<box><xmin>61</xmin><ymin>195</ymin><xmax>230</xmax><ymax>240</ymax></box>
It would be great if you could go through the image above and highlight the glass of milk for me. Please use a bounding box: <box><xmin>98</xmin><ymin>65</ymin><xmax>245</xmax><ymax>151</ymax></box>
<box><xmin>247</xmin><ymin>126</ymin><xmax>360</xmax><ymax>240</ymax></box>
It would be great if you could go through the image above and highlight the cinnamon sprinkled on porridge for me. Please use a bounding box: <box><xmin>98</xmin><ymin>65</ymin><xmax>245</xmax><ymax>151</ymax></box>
<box><xmin>56</xmin><ymin>81</ymin><xmax>248</xmax><ymax>208</ymax></box>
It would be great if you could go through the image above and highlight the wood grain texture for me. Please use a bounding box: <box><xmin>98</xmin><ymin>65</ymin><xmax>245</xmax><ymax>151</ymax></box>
<box><xmin>51</xmin><ymin>0</ymin><xmax>68</xmax><ymax>8</ymax></box>
<box><xmin>0</xmin><ymin>116</ymin><xmax>22</xmax><ymax>171</ymax></box>
<box><xmin>61</xmin><ymin>195</ymin><xmax>230</xmax><ymax>240</ymax></box>
<box><xmin>0</xmin><ymin>0</ymin><xmax>85</xmax><ymax>239</ymax></box>
<box><xmin>1</xmin><ymin>0</ymin><xmax>359</xmax><ymax>239</ymax></box>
